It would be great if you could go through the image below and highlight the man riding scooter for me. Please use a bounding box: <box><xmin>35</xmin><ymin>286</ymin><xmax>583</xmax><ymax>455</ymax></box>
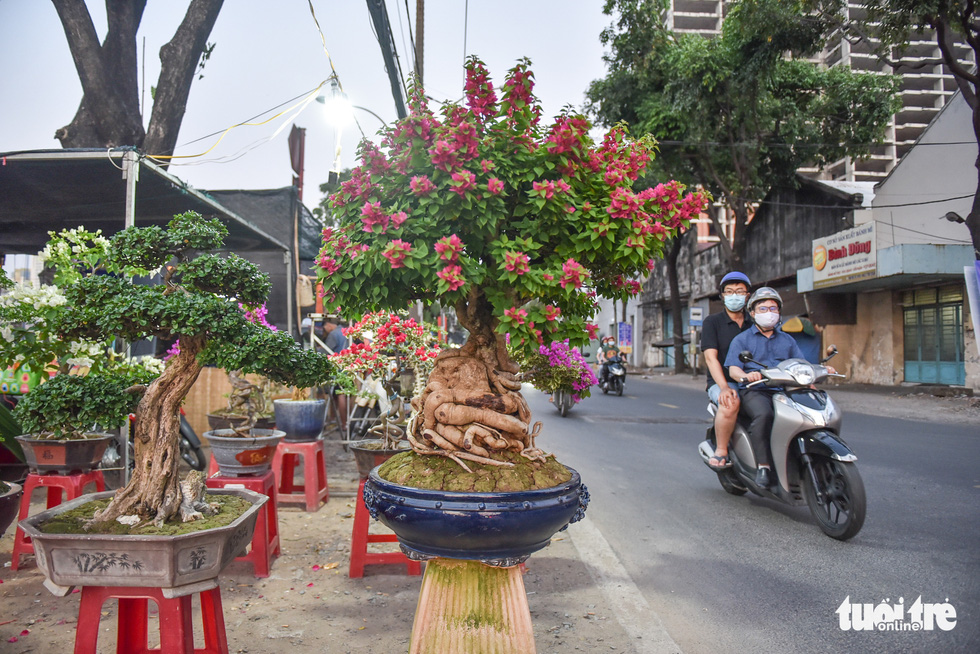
<box><xmin>724</xmin><ymin>287</ymin><xmax>835</xmax><ymax>489</ymax></box>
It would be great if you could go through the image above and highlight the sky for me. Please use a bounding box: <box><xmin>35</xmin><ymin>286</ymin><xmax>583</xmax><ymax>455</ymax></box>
<box><xmin>0</xmin><ymin>0</ymin><xmax>612</xmax><ymax>209</ymax></box>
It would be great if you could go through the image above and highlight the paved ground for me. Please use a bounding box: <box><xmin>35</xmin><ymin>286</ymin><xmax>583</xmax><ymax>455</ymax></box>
<box><xmin>0</xmin><ymin>433</ymin><xmax>639</xmax><ymax>654</ymax></box>
<box><xmin>1</xmin><ymin>374</ymin><xmax>975</xmax><ymax>653</ymax></box>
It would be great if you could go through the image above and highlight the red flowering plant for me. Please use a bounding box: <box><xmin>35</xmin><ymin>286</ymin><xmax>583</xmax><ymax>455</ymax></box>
<box><xmin>317</xmin><ymin>57</ymin><xmax>707</xmax><ymax>473</ymax></box>
<box><xmin>329</xmin><ymin>311</ymin><xmax>441</xmax><ymax>382</ymax></box>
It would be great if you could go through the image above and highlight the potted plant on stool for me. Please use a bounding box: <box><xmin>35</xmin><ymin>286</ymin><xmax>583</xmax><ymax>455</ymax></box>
<box><xmin>5</xmin><ymin>216</ymin><xmax>336</xmax><ymax>604</ymax></box>
<box><xmin>317</xmin><ymin>57</ymin><xmax>706</xmax><ymax>651</ymax></box>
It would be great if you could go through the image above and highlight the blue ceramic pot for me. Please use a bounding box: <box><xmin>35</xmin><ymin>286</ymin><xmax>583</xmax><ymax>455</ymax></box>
<box><xmin>273</xmin><ymin>399</ymin><xmax>326</xmax><ymax>441</ymax></box>
<box><xmin>364</xmin><ymin>467</ymin><xmax>589</xmax><ymax>566</ymax></box>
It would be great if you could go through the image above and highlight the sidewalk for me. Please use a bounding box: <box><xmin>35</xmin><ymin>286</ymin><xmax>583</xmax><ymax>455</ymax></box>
<box><xmin>0</xmin><ymin>434</ymin><xmax>641</xmax><ymax>654</ymax></box>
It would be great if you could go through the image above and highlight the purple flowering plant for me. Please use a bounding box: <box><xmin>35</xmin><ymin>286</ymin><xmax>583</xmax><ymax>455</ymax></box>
<box><xmin>512</xmin><ymin>340</ymin><xmax>597</xmax><ymax>403</ymax></box>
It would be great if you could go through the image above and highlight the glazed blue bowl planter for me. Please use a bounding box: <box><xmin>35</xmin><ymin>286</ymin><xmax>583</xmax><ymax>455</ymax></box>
<box><xmin>363</xmin><ymin>466</ymin><xmax>589</xmax><ymax>567</ymax></box>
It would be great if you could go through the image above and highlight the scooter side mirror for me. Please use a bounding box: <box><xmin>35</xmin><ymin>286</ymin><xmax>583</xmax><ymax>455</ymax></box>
<box><xmin>583</xmin><ymin>351</ymin><xmax>591</xmax><ymax>357</ymax></box>
<box><xmin>738</xmin><ymin>350</ymin><xmax>754</xmax><ymax>363</ymax></box>
<box><xmin>821</xmin><ymin>345</ymin><xmax>838</xmax><ymax>364</ymax></box>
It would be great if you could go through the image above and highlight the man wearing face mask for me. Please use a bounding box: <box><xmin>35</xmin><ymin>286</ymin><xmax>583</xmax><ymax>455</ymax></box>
<box><xmin>700</xmin><ymin>272</ymin><xmax>752</xmax><ymax>469</ymax></box>
<box><xmin>724</xmin><ymin>287</ymin><xmax>805</xmax><ymax>489</ymax></box>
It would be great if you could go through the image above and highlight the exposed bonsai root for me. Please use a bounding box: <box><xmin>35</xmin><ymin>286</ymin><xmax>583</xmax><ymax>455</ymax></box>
<box><xmin>409</xmin><ymin>342</ymin><xmax>551</xmax><ymax>471</ymax></box>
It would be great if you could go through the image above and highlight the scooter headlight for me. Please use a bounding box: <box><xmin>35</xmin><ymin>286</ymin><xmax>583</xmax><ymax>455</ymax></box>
<box><xmin>787</xmin><ymin>362</ymin><xmax>815</xmax><ymax>386</ymax></box>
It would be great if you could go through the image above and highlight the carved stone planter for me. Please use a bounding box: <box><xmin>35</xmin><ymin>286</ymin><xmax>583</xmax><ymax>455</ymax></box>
<box><xmin>16</xmin><ymin>433</ymin><xmax>114</xmax><ymax>474</ymax></box>
<box><xmin>18</xmin><ymin>488</ymin><xmax>266</xmax><ymax>598</ymax></box>
<box><xmin>364</xmin><ymin>467</ymin><xmax>589</xmax><ymax>567</ymax></box>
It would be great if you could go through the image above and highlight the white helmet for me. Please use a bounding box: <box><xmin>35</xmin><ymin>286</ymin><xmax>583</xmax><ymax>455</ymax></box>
<box><xmin>746</xmin><ymin>287</ymin><xmax>782</xmax><ymax>312</ymax></box>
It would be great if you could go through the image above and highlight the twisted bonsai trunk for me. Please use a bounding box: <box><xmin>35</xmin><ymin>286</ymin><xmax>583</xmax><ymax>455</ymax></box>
<box><xmin>93</xmin><ymin>336</ymin><xmax>205</xmax><ymax>526</ymax></box>
<box><xmin>408</xmin><ymin>289</ymin><xmax>544</xmax><ymax>471</ymax></box>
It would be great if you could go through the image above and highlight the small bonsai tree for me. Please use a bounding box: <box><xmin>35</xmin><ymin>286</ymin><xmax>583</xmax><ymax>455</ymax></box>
<box><xmin>317</xmin><ymin>58</ymin><xmax>706</xmax><ymax>473</ymax></box>
<box><xmin>10</xmin><ymin>214</ymin><xmax>335</xmax><ymax>525</ymax></box>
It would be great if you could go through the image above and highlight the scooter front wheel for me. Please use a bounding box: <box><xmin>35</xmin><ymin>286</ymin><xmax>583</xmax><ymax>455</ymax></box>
<box><xmin>803</xmin><ymin>455</ymin><xmax>866</xmax><ymax>540</ymax></box>
<box><xmin>717</xmin><ymin>469</ymin><xmax>747</xmax><ymax>496</ymax></box>
<box><xmin>615</xmin><ymin>379</ymin><xmax>624</xmax><ymax>396</ymax></box>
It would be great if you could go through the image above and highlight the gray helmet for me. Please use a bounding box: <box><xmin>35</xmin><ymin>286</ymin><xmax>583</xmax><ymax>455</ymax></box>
<box><xmin>747</xmin><ymin>286</ymin><xmax>782</xmax><ymax>312</ymax></box>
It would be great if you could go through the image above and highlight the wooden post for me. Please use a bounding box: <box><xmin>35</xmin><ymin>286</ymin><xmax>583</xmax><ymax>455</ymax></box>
<box><xmin>410</xmin><ymin>559</ymin><xmax>534</xmax><ymax>654</ymax></box>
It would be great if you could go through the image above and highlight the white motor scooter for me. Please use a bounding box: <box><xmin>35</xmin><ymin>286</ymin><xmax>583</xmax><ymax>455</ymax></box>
<box><xmin>698</xmin><ymin>347</ymin><xmax>866</xmax><ymax>540</ymax></box>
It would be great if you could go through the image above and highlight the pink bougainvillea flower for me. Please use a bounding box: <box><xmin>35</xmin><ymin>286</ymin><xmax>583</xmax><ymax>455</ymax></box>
<box><xmin>429</xmin><ymin>139</ymin><xmax>460</xmax><ymax>172</ymax></box>
<box><xmin>586</xmin><ymin>323</ymin><xmax>599</xmax><ymax>340</ymax></box>
<box><xmin>390</xmin><ymin>211</ymin><xmax>408</xmax><ymax>229</ymax></box>
<box><xmin>410</xmin><ymin>175</ymin><xmax>436</xmax><ymax>196</ymax></box>
<box><xmin>647</xmin><ymin>258</ymin><xmax>657</xmax><ymax>271</ymax></box>
<box><xmin>504</xmin><ymin>250</ymin><xmax>530</xmax><ymax>275</ymax></box>
<box><xmin>382</xmin><ymin>239</ymin><xmax>412</xmax><ymax>269</ymax></box>
<box><xmin>434</xmin><ymin>234</ymin><xmax>464</xmax><ymax>261</ymax></box>
<box><xmin>544</xmin><ymin>305</ymin><xmax>561</xmax><ymax>321</ymax></box>
<box><xmin>627</xmin><ymin>280</ymin><xmax>642</xmax><ymax>295</ymax></box>
<box><xmin>360</xmin><ymin>201</ymin><xmax>389</xmax><ymax>233</ymax></box>
<box><xmin>479</xmin><ymin>159</ymin><xmax>495</xmax><ymax>173</ymax></box>
<box><xmin>436</xmin><ymin>264</ymin><xmax>466</xmax><ymax>291</ymax></box>
<box><xmin>532</xmin><ymin>180</ymin><xmax>556</xmax><ymax>200</ymax></box>
<box><xmin>464</xmin><ymin>58</ymin><xmax>498</xmax><ymax>120</ymax></box>
<box><xmin>316</xmin><ymin>253</ymin><xmax>340</xmax><ymax>275</ymax></box>
<box><xmin>560</xmin><ymin>258</ymin><xmax>589</xmax><ymax>289</ymax></box>
<box><xmin>504</xmin><ymin>306</ymin><xmax>528</xmax><ymax>325</ymax></box>
<box><xmin>487</xmin><ymin>177</ymin><xmax>504</xmax><ymax>195</ymax></box>
<box><xmin>542</xmin><ymin>273</ymin><xmax>555</xmax><ymax>282</ymax></box>
<box><xmin>450</xmin><ymin>170</ymin><xmax>477</xmax><ymax>197</ymax></box>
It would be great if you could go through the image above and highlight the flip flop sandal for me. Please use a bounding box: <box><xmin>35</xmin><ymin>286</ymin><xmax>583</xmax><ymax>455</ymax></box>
<box><xmin>708</xmin><ymin>455</ymin><xmax>731</xmax><ymax>469</ymax></box>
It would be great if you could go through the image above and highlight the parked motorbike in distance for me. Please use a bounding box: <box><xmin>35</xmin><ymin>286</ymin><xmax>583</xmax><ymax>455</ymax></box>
<box><xmin>599</xmin><ymin>355</ymin><xmax>626</xmax><ymax>396</ymax></box>
<box><xmin>698</xmin><ymin>346</ymin><xmax>867</xmax><ymax>540</ymax></box>
<box><xmin>553</xmin><ymin>388</ymin><xmax>574</xmax><ymax>417</ymax></box>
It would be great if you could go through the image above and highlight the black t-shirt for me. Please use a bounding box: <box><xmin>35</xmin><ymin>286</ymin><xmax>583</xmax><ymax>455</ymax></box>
<box><xmin>700</xmin><ymin>310</ymin><xmax>750</xmax><ymax>390</ymax></box>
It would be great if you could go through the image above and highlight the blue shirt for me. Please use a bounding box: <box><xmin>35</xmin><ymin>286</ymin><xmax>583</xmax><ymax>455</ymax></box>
<box><xmin>724</xmin><ymin>326</ymin><xmax>805</xmax><ymax>373</ymax></box>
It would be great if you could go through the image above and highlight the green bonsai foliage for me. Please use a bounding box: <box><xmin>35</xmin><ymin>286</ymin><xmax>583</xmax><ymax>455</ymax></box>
<box><xmin>12</xmin><ymin>213</ymin><xmax>336</xmax><ymax>526</ymax></box>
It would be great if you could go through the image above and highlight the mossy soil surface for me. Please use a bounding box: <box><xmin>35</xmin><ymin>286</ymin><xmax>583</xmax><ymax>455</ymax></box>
<box><xmin>378</xmin><ymin>450</ymin><xmax>572</xmax><ymax>492</ymax></box>
<box><xmin>38</xmin><ymin>495</ymin><xmax>251</xmax><ymax>536</ymax></box>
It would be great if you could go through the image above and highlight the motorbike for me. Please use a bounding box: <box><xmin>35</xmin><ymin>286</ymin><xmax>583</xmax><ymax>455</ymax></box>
<box><xmin>553</xmin><ymin>388</ymin><xmax>574</xmax><ymax>417</ymax></box>
<box><xmin>102</xmin><ymin>408</ymin><xmax>207</xmax><ymax>488</ymax></box>
<box><xmin>599</xmin><ymin>355</ymin><xmax>626</xmax><ymax>396</ymax></box>
<box><xmin>698</xmin><ymin>347</ymin><xmax>867</xmax><ymax>541</ymax></box>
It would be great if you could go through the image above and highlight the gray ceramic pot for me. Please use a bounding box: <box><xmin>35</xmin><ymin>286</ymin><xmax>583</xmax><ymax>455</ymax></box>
<box><xmin>204</xmin><ymin>429</ymin><xmax>285</xmax><ymax>476</ymax></box>
<box><xmin>18</xmin><ymin>488</ymin><xmax>266</xmax><ymax>597</ymax></box>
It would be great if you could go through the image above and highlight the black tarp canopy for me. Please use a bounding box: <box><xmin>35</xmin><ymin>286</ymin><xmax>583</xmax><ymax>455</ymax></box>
<box><xmin>0</xmin><ymin>149</ymin><xmax>289</xmax><ymax>253</ymax></box>
<box><xmin>0</xmin><ymin>149</ymin><xmax>324</xmax><ymax>333</ymax></box>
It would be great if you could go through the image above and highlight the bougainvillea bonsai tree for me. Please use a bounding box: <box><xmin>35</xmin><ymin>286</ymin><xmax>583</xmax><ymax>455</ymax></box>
<box><xmin>5</xmin><ymin>214</ymin><xmax>335</xmax><ymax>526</ymax></box>
<box><xmin>317</xmin><ymin>57</ymin><xmax>707</xmax><ymax>473</ymax></box>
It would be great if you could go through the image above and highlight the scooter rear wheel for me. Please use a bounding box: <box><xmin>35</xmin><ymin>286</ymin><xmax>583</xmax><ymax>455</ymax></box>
<box><xmin>717</xmin><ymin>469</ymin><xmax>747</xmax><ymax>496</ymax></box>
<box><xmin>615</xmin><ymin>379</ymin><xmax>623</xmax><ymax>396</ymax></box>
<box><xmin>803</xmin><ymin>455</ymin><xmax>866</xmax><ymax>540</ymax></box>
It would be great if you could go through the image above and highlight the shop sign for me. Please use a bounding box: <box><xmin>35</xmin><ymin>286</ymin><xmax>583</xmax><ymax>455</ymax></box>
<box><xmin>812</xmin><ymin>223</ymin><xmax>877</xmax><ymax>289</ymax></box>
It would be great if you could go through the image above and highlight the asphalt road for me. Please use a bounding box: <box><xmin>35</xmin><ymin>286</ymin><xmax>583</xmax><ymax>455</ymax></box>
<box><xmin>527</xmin><ymin>376</ymin><xmax>980</xmax><ymax>654</ymax></box>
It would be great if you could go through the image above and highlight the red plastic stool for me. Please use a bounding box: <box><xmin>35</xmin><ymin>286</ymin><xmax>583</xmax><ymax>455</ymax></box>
<box><xmin>73</xmin><ymin>585</ymin><xmax>228</xmax><ymax>654</ymax></box>
<box><xmin>349</xmin><ymin>478</ymin><xmax>422</xmax><ymax>578</ymax></box>
<box><xmin>205</xmin><ymin>470</ymin><xmax>280</xmax><ymax>578</ymax></box>
<box><xmin>271</xmin><ymin>440</ymin><xmax>328</xmax><ymax>511</ymax></box>
<box><xmin>11</xmin><ymin>470</ymin><xmax>105</xmax><ymax>571</ymax></box>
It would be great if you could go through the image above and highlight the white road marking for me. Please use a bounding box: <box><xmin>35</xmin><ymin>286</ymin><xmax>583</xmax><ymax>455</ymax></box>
<box><xmin>568</xmin><ymin>514</ymin><xmax>682</xmax><ymax>653</ymax></box>
<box><xmin>658</xmin><ymin>403</ymin><xmax>679</xmax><ymax>409</ymax></box>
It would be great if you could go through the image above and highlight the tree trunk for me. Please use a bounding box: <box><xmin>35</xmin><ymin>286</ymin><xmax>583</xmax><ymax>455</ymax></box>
<box><xmin>666</xmin><ymin>233</ymin><xmax>688</xmax><ymax>374</ymax></box>
<box><xmin>144</xmin><ymin>0</ymin><xmax>225</xmax><ymax>158</ymax></box>
<box><xmin>51</xmin><ymin>0</ymin><xmax>224</xmax><ymax>157</ymax></box>
<box><xmin>93</xmin><ymin>336</ymin><xmax>206</xmax><ymax>526</ymax></box>
<box><xmin>729</xmin><ymin>200</ymin><xmax>751</xmax><ymax>269</ymax></box>
<box><xmin>52</xmin><ymin>0</ymin><xmax>146</xmax><ymax>148</ymax></box>
<box><xmin>407</xmin><ymin>289</ymin><xmax>542</xmax><ymax>470</ymax></box>
<box><xmin>968</xmin><ymin>101</ymin><xmax>980</xmax><ymax>260</ymax></box>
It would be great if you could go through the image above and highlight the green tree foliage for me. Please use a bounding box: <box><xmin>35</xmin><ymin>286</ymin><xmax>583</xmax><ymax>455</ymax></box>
<box><xmin>807</xmin><ymin>0</ymin><xmax>980</xmax><ymax>259</ymax></box>
<box><xmin>587</xmin><ymin>0</ymin><xmax>901</xmax><ymax>266</ymax></box>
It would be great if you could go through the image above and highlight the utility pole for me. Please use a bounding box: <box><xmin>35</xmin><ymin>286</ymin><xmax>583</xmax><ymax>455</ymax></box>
<box><xmin>415</xmin><ymin>0</ymin><xmax>424</xmax><ymax>84</ymax></box>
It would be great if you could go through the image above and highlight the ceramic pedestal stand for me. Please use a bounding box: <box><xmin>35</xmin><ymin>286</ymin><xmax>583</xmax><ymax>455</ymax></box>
<box><xmin>363</xmin><ymin>468</ymin><xmax>589</xmax><ymax>654</ymax></box>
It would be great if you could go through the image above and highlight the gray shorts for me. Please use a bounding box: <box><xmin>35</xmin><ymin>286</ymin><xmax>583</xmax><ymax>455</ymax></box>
<box><xmin>708</xmin><ymin>382</ymin><xmax>739</xmax><ymax>405</ymax></box>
